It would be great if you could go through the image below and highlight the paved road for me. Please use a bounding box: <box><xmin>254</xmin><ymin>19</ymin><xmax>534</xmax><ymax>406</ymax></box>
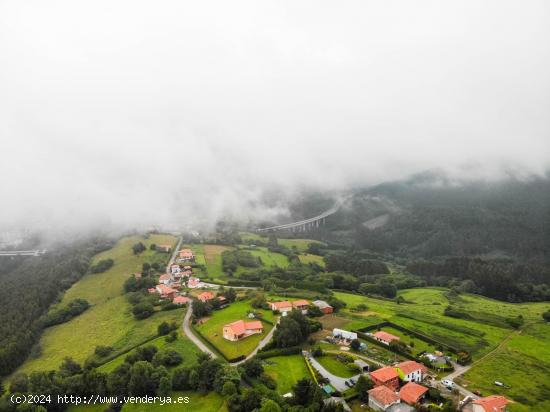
<box><xmin>306</xmin><ymin>353</ymin><xmax>360</xmax><ymax>392</ymax></box>
<box><xmin>182</xmin><ymin>301</ymin><xmax>218</xmax><ymax>359</ymax></box>
<box><xmin>166</xmin><ymin>237</ymin><xmax>183</xmax><ymax>275</ymax></box>
<box><xmin>232</xmin><ymin>320</ymin><xmax>278</xmax><ymax>365</ymax></box>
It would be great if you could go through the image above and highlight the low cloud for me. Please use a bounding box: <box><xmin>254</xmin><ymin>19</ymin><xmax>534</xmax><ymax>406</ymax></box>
<box><xmin>1</xmin><ymin>0</ymin><xmax>549</xmax><ymax>233</ymax></box>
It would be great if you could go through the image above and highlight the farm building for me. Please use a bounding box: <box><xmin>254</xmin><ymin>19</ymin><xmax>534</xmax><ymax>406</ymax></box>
<box><xmin>222</xmin><ymin>320</ymin><xmax>263</xmax><ymax>341</ymax></box>
<box><xmin>370</xmin><ymin>366</ymin><xmax>400</xmax><ymax>391</ymax></box>
<box><xmin>177</xmin><ymin>249</ymin><xmax>195</xmax><ymax>262</ymax></box>
<box><xmin>333</xmin><ymin>328</ymin><xmax>358</xmax><ymax>341</ymax></box>
<box><xmin>354</xmin><ymin>359</ymin><xmax>370</xmax><ymax>372</ymax></box>
<box><xmin>399</xmin><ymin>382</ymin><xmax>428</xmax><ymax>405</ymax></box>
<box><xmin>159</xmin><ymin>274</ymin><xmax>171</xmax><ymax>285</ymax></box>
<box><xmin>156</xmin><ymin>244</ymin><xmax>172</xmax><ymax>253</ymax></box>
<box><xmin>373</xmin><ymin>331</ymin><xmax>400</xmax><ymax>345</ymax></box>
<box><xmin>197</xmin><ymin>291</ymin><xmax>215</xmax><ymax>302</ymax></box>
<box><xmin>312</xmin><ymin>300</ymin><xmax>333</xmax><ymax>314</ymax></box>
<box><xmin>395</xmin><ymin>361</ymin><xmax>428</xmax><ymax>382</ymax></box>
<box><xmin>187</xmin><ymin>277</ymin><xmax>201</xmax><ymax>288</ymax></box>
<box><xmin>155</xmin><ymin>284</ymin><xmax>176</xmax><ymax>299</ymax></box>
<box><xmin>368</xmin><ymin>385</ymin><xmax>400</xmax><ymax>411</ymax></box>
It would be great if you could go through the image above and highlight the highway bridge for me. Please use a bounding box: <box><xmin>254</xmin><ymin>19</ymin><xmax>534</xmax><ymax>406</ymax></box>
<box><xmin>0</xmin><ymin>249</ymin><xmax>46</xmax><ymax>257</ymax></box>
<box><xmin>257</xmin><ymin>203</ymin><xmax>340</xmax><ymax>233</ymax></box>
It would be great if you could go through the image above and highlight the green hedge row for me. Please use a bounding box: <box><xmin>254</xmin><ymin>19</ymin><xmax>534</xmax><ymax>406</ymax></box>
<box><xmin>255</xmin><ymin>346</ymin><xmax>302</xmax><ymax>359</ymax></box>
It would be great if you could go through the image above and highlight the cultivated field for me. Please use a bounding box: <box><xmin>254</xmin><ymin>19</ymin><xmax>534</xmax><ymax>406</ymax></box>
<box><xmin>203</xmin><ymin>244</ymin><xmax>233</xmax><ymax>278</ymax></box>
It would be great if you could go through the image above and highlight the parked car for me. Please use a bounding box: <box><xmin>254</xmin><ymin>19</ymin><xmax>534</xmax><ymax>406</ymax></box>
<box><xmin>442</xmin><ymin>379</ymin><xmax>454</xmax><ymax>389</ymax></box>
<box><xmin>350</xmin><ymin>378</ymin><xmax>356</xmax><ymax>385</ymax></box>
<box><xmin>345</xmin><ymin>381</ymin><xmax>352</xmax><ymax>388</ymax></box>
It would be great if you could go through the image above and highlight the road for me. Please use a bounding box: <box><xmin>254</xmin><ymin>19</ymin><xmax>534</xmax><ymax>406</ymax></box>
<box><xmin>306</xmin><ymin>352</ymin><xmax>360</xmax><ymax>392</ymax></box>
<box><xmin>166</xmin><ymin>237</ymin><xmax>183</xmax><ymax>275</ymax></box>
<box><xmin>182</xmin><ymin>301</ymin><xmax>218</xmax><ymax>359</ymax></box>
<box><xmin>231</xmin><ymin>320</ymin><xmax>278</xmax><ymax>365</ymax></box>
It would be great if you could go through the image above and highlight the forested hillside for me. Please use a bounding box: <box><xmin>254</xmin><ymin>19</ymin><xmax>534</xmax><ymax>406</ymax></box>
<box><xmin>0</xmin><ymin>238</ymin><xmax>112</xmax><ymax>375</ymax></box>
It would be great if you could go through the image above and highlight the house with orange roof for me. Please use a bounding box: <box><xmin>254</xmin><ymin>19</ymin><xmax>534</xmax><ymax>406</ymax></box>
<box><xmin>395</xmin><ymin>360</ymin><xmax>428</xmax><ymax>382</ymax></box>
<box><xmin>159</xmin><ymin>274</ymin><xmax>171</xmax><ymax>285</ymax></box>
<box><xmin>291</xmin><ymin>299</ymin><xmax>310</xmax><ymax>314</ymax></box>
<box><xmin>177</xmin><ymin>249</ymin><xmax>195</xmax><ymax>262</ymax></box>
<box><xmin>373</xmin><ymin>331</ymin><xmax>400</xmax><ymax>345</ymax></box>
<box><xmin>269</xmin><ymin>301</ymin><xmax>293</xmax><ymax>314</ymax></box>
<box><xmin>187</xmin><ymin>277</ymin><xmax>201</xmax><ymax>288</ymax></box>
<box><xmin>370</xmin><ymin>366</ymin><xmax>400</xmax><ymax>391</ymax></box>
<box><xmin>181</xmin><ymin>269</ymin><xmax>193</xmax><ymax>277</ymax></box>
<box><xmin>173</xmin><ymin>296</ymin><xmax>191</xmax><ymax>305</ymax></box>
<box><xmin>399</xmin><ymin>382</ymin><xmax>428</xmax><ymax>405</ymax></box>
<box><xmin>470</xmin><ymin>396</ymin><xmax>510</xmax><ymax>412</ymax></box>
<box><xmin>368</xmin><ymin>385</ymin><xmax>400</xmax><ymax>411</ymax></box>
<box><xmin>197</xmin><ymin>291</ymin><xmax>215</xmax><ymax>302</ymax></box>
<box><xmin>223</xmin><ymin>320</ymin><xmax>263</xmax><ymax>341</ymax></box>
<box><xmin>155</xmin><ymin>284</ymin><xmax>176</xmax><ymax>299</ymax></box>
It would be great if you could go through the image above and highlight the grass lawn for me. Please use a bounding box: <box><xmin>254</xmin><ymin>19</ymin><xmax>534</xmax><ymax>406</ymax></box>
<box><xmin>377</xmin><ymin>326</ymin><xmax>436</xmax><ymax>355</ymax></box>
<box><xmin>121</xmin><ymin>391</ymin><xmax>226</xmax><ymax>412</ymax></box>
<box><xmin>298</xmin><ymin>253</ymin><xmax>325</xmax><ymax>267</ymax></box>
<box><xmin>12</xmin><ymin>234</ymin><xmax>181</xmax><ymax>375</ymax></box>
<box><xmin>196</xmin><ymin>300</ymin><xmax>275</xmax><ymax>359</ymax></box>
<box><xmin>247</xmin><ymin>247</ymin><xmax>289</xmax><ymax>268</ymax></box>
<box><xmin>263</xmin><ymin>355</ymin><xmax>311</xmax><ymax>394</ymax></box>
<box><xmin>99</xmin><ymin>328</ymin><xmax>201</xmax><ymax>373</ymax></box>
<box><xmin>203</xmin><ymin>244</ymin><xmax>233</xmax><ymax>279</ymax></box>
<box><xmin>315</xmin><ymin>354</ymin><xmax>357</xmax><ymax>378</ymax></box>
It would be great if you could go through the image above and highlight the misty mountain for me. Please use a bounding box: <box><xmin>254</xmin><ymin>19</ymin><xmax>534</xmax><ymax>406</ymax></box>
<box><xmin>322</xmin><ymin>172</ymin><xmax>550</xmax><ymax>263</ymax></box>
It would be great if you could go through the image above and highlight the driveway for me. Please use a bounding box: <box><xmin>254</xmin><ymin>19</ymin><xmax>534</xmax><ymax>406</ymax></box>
<box><xmin>182</xmin><ymin>301</ymin><xmax>218</xmax><ymax>359</ymax></box>
<box><xmin>306</xmin><ymin>353</ymin><xmax>360</xmax><ymax>392</ymax></box>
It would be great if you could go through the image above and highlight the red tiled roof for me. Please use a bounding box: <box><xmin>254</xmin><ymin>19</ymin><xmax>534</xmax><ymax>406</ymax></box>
<box><xmin>159</xmin><ymin>274</ymin><xmax>171</xmax><ymax>281</ymax></box>
<box><xmin>173</xmin><ymin>296</ymin><xmax>190</xmax><ymax>305</ymax></box>
<box><xmin>399</xmin><ymin>382</ymin><xmax>428</xmax><ymax>405</ymax></box>
<box><xmin>396</xmin><ymin>360</ymin><xmax>428</xmax><ymax>375</ymax></box>
<box><xmin>270</xmin><ymin>301</ymin><xmax>292</xmax><ymax>310</ymax></box>
<box><xmin>198</xmin><ymin>291</ymin><xmax>214</xmax><ymax>301</ymax></box>
<box><xmin>371</xmin><ymin>366</ymin><xmax>399</xmax><ymax>382</ymax></box>
<box><xmin>472</xmin><ymin>396</ymin><xmax>510</xmax><ymax>412</ymax></box>
<box><xmin>374</xmin><ymin>331</ymin><xmax>400</xmax><ymax>343</ymax></box>
<box><xmin>292</xmin><ymin>299</ymin><xmax>310</xmax><ymax>307</ymax></box>
<box><xmin>368</xmin><ymin>385</ymin><xmax>399</xmax><ymax>406</ymax></box>
<box><xmin>156</xmin><ymin>284</ymin><xmax>176</xmax><ymax>295</ymax></box>
<box><xmin>224</xmin><ymin>320</ymin><xmax>263</xmax><ymax>336</ymax></box>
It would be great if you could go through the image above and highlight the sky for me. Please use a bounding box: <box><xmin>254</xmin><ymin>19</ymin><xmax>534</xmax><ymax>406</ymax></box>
<box><xmin>1</xmin><ymin>0</ymin><xmax>549</xmax><ymax>233</ymax></box>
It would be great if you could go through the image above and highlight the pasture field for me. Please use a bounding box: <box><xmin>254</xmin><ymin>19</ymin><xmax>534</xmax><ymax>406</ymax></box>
<box><xmin>239</xmin><ymin>231</ymin><xmax>266</xmax><ymax>243</ymax></box>
<box><xmin>298</xmin><ymin>253</ymin><xmax>325</xmax><ymax>267</ymax></box>
<box><xmin>203</xmin><ymin>244</ymin><xmax>233</xmax><ymax>278</ymax></box>
<box><xmin>315</xmin><ymin>354</ymin><xmax>356</xmax><ymax>378</ymax></box>
<box><xmin>375</xmin><ymin>326</ymin><xmax>435</xmax><ymax>355</ymax></box>
<box><xmin>263</xmin><ymin>355</ymin><xmax>310</xmax><ymax>394</ymax></box>
<box><xmin>98</xmin><ymin>328</ymin><xmax>201</xmax><ymax>373</ymax></box>
<box><xmin>13</xmin><ymin>234</ymin><xmax>180</xmax><ymax>375</ymax></box>
<box><xmin>195</xmin><ymin>300</ymin><xmax>275</xmax><ymax>359</ymax></box>
<box><xmin>121</xmin><ymin>391</ymin><xmax>226</xmax><ymax>412</ymax></box>
<box><xmin>247</xmin><ymin>247</ymin><xmax>289</xmax><ymax>268</ymax></box>
<box><xmin>276</xmin><ymin>238</ymin><xmax>325</xmax><ymax>252</ymax></box>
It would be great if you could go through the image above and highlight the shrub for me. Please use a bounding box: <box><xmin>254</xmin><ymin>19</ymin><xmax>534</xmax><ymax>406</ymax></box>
<box><xmin>132</xmin><ymin>302</ymin><xmax>155</xmax><ymax>320</ymax></box>
<box><xmin>94</xmin><ymin>346</ymin><xmax>114</xmax><ymax>357</ymax></box>
<box><xmin>90</xmin><ymin>259</ymin><xmax>114</xmax><ymax>273</ymax></box>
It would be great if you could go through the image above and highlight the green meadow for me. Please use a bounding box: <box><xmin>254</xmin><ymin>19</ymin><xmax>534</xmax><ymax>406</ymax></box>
<box><xmin>263</xmin><ymin>355</ymin><xmax>311</xmax><ymax>394</ymax></box>
<box><xmin>13</xmin><ymin>234</ymin><xmax>181</xmax><ymax>375</ymax></box>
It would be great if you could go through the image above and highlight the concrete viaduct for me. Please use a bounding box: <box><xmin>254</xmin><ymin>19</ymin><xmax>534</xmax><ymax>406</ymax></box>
<box><xmin>257</xmin><ymin>203</ymin><xmax>340</xmax><ymax>233</ymax></box>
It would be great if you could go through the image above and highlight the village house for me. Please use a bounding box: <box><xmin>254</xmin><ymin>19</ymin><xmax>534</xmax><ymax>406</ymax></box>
<box><xmin>159</xmin><ymin>274</ymin><xmax>171</xmax><ymax>285</ymax></box>
<box><xmin>370</xmin><ymin>366</ymin><xmax>400</xmax><ymax>391</ymax></box>
<box><xmin>197</xmin><ymin>291</ymin><xmax>215</xmax><ymax>302</ymax></box>
<box><xmin>155</xmin><ymin>284</ymin><xmax>177</xmax><ymax>300</ymax></box>
<box><xmin>269</xmin><ymin>301</ymin><xmax>293</xmax><ymax>314</ymax></box>
<box><xmin>291</xmin><ymin>299</ymin><xmax>310</xmax><ymax>314</ymax></box>
<box><xmin>395</xmin><ymin>360</ymin><xmax>428</xmax><ymax>382</ymax></box>
<box><xmin>187</xmin><ymin>277</ymin><xmax>201</xmax><ymax>288</ymax></box>
<box><xmin>170</xmin><ymin>264</ymin><xmax>181</xmax><ymax>274</ymax></box>
<box><xmin>173</xmin><ymin>296</ymin><xmax>191</xmax><ymax>305</ymax></box>
<box><xmin>181</xmin><ymin>269</ymin><xmax>193</xmax><ymax>278</ymax></box>
<box><xmin>156</xmin><ymin>244</ymin><xmax>172</xmax><ymax>253</ymax></box>
<box><xmin>312</xmin><ymin>300</ymin><xmax>333</xmax><ymax>314</ymax></box>
<box><xmin>368</xmin><ymin>385</ymin><xmax>400</xmax><ymax>411</ymax></box>
<box><xmin>373</xmin><ymin>331</ymin><xmax>400</xmax><ymax>345</ymax></box>
<box><xmin>399</xmin><ymin>382</ymin><xmax>428</xmax><ymax>405</ymax></box>
<box><xmin>333</xmin><ymin>328</ymin><xmax>358</xmax><ymax>341</ymax></box>
<box><xmin>469</xmin><ymin>396</ymin><xmax>510</xmax><ymax>412</ymax></box>
<box><xmin>222</xmin><ymin>320</ymin><xmax>263</xmax><ymax>341</ymax></box>
<box><xmin>177</xmin><ymin>249</ymin><xmax>195</xmax><ymax>262</ymax></box>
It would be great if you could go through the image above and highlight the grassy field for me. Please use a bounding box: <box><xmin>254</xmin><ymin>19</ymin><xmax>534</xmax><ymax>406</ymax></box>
<box><xmin>247</xmin><ymin>247</ymin><xmax>289</xmax><ymax>268</ymax></box>
<box><xmin>12</xmin><ymin>234</ymin><xmax>181</xmax><ymax>375</ymax></box>
<box><xmin>263</xmin><ymin>355</ymin><xmax>310</xmax><ymax>394</ymax></box>
<box><xmin>98</xmin><ymin>328</ymin><xmax>202</xmax><ymax>373</ymax></box>
<box><xmin>195</xmin><ymin>300</ymin><xmax>275</xmax><ymax>359</ymax></box>
<box><xmin>330</xmin><ymin>288</ymin><xmax>550</xmax><ymax>411</ymax></box>
<box><xmin>315</xmin><ymin>354</ymin><xmax>357</xmax><ymax>378</ymax></box>
<box><xmin>298</xmin><ymin>253</ymin><xmax>325</xmax><ymax>267</ymax></box>
<box><xmin>202</xmin><ymin>244</ymin><xmax>233</xmax><ymax>279</ymax></box>
<box><xmin>377</xmin><ymin>326</ymin><xmax>436</xmax><ymax>355</ymax></box>
<box><xmin>276</xmin><ymin>238</ymin><xmax>325</xmax><ymax>252</ymax></box>
<box><xmin>121</xmin><ymin>391</ymin><xmax>226</xmax><ymax>412</ymax></box>
<box><xmin>180</xmin><ymin>243</ymin><xmax>207</xmax><ymax>266</ymax></box>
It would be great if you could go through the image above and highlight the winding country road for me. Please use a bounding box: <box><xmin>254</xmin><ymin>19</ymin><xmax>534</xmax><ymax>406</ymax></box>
<box><xmin>182</xmin><ymin>301</ymin><xmax>218</xmax><ymax>359</ymax></box>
